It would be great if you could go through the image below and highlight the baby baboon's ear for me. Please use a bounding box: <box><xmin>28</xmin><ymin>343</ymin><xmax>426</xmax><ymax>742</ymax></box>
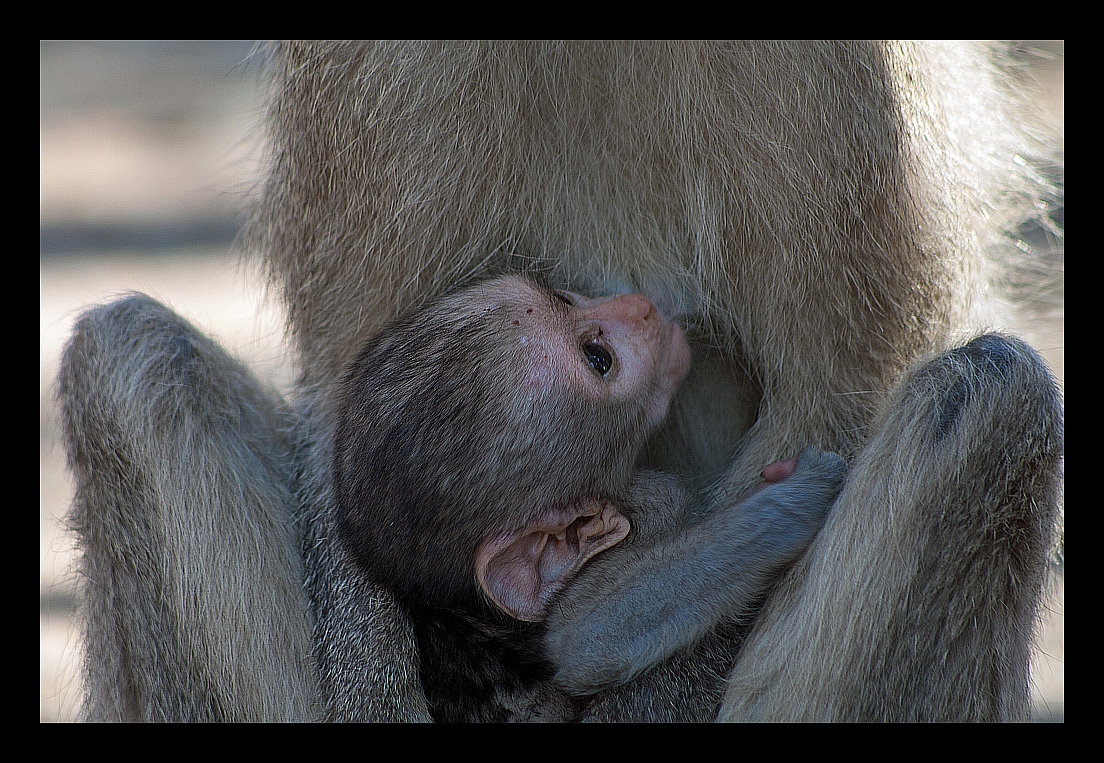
<box><xmin>475</xmin><ymin>500</ymin><xmax>630</xmax><ymax>621</ymax></box>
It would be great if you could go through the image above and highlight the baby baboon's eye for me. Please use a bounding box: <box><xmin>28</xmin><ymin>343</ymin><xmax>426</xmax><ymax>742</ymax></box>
<box><xmin>582</xmin><ymin>341</ymin><xmax>613</xmax><ymax>376</ymax></box>
<box><xmin>553</xmin><ymin>291</ymin><xmax>576</xmax><ymax>306</ymax></box>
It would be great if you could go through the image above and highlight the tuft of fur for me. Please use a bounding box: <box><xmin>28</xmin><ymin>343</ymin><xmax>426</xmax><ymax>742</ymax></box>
<box><xmin>291</xmin><ymin>392</ymin><xmax>432</xmax><ymax>721</ymax></box>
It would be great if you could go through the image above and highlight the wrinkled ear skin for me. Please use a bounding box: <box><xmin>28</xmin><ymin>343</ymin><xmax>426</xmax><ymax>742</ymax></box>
<box><xmin>475</xmin><ymin>500</ymin><xmax>630</xmax><ymax>621</ymax></box>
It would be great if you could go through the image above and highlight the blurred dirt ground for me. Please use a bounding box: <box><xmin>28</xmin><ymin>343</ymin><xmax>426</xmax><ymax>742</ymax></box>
<box><xmin>39</xmin><ymin>41</ymin><xmax>1064</xmax><ymax>722</ymax></box>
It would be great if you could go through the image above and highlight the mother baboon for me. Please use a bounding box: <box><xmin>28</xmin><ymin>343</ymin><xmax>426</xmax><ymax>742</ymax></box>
<box><xmin>60</xmin><ymin>40</ymin><xmax>1062</xmax><ymax>721</ymax></box>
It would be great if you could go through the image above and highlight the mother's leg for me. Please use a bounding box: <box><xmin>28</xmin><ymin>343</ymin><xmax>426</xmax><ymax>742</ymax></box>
<box><xmin>720</xmin><ymin>334</ymin><xmax>1063</xmax><ymax>721</ymax></box>
<box><xmin>59</xmin><ymin>295</ymin><xmax>321</xmax><ymax>721</ymax></box>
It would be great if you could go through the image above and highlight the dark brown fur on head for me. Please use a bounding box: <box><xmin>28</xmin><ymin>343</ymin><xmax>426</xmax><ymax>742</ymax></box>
<box><xmin>333</xmin><ymin>275</ymin><xmax>652</xmax><ymax>615</ymax></box>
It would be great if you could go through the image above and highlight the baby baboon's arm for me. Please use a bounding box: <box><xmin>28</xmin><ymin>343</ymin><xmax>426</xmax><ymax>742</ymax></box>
<box><xmin>546</xmin><ymin>447</ymin><xmax>846</xmax><ymax>694</ymax></box>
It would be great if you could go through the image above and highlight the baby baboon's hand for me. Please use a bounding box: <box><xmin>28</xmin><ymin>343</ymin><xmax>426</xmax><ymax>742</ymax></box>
<box><xmin>743</xmin><ymin>445</ymin><xmax>846</xmax><ymax>564</ymax></box>
<box><xmin>789</xmin><ymin>445</ymin><xmax>847</xmax><ymax>494</ymax></box>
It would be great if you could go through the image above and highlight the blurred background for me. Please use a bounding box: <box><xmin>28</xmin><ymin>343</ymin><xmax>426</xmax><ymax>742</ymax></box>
<box><xmin>39</xmin><ymin>41</ymin><xmax>1064</xmax><ymax>722</ymax></box>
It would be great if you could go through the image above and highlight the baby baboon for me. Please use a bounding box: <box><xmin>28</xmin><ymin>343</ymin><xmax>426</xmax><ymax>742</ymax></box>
<box><xmin>332</xmin><ymin>275</ymin><xmax>845</xmax><ymax>720</ymax></box>
<box><xmin>61</xmin><ymin>41</ymin><xmax>1063</xmax><ymax>722</ymax></box>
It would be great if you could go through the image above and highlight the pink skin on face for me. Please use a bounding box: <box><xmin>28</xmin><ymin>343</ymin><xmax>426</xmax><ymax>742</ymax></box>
<box><xmin>556</xmin><ymin>289</ymin><xmax>691</xmax><ymax>427</ymax></box>
<box><xmin>499</xmin><ymin>277</ymin><xmax>690</xmax><ymax>428</ymax></box>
